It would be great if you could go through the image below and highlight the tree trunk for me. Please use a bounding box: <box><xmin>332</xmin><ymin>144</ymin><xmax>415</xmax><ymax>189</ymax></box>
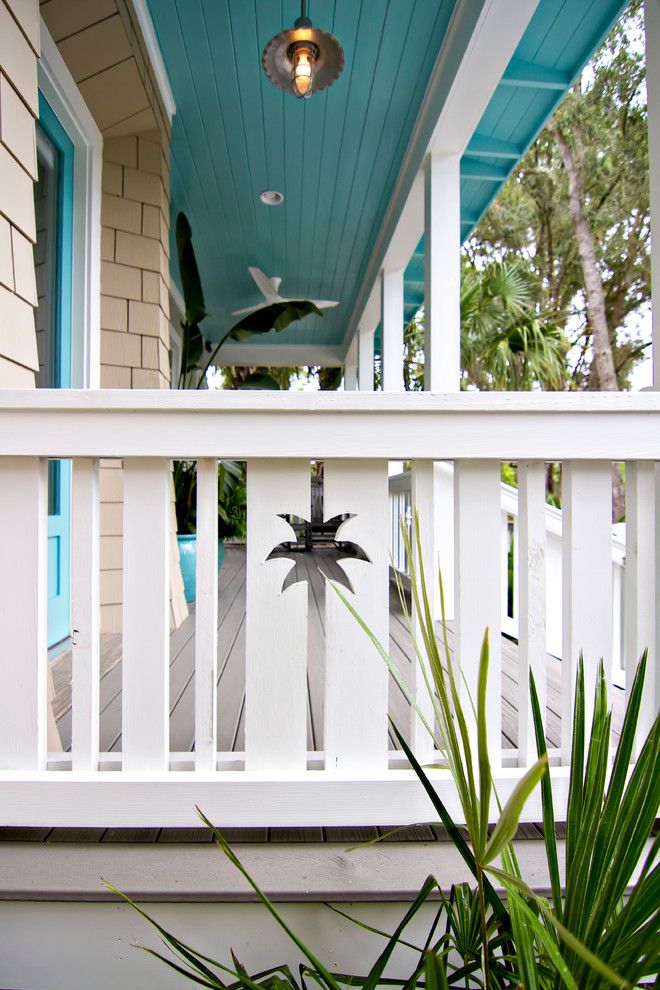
<box><xmin>548</xmin><ymin>122</ymin><xmax>619</xmax><ymax>392</ymax></box>
<box><xmin>549</xmin><ymin>121</ymin><xmax>624</xmax><ymax>521</ymax></box>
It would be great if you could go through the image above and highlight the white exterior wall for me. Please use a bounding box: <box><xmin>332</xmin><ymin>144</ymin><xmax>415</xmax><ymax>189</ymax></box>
<box><xmin>0</xmin><ymin>900</ymin><xmax>437</xmax><ymax>990</ymax></box>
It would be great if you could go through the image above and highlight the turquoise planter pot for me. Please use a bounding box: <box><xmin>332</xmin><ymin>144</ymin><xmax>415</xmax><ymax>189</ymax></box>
<box><xmin>177</xmin><ymin>535</ymin><xmax>225</xmax><ymax>604</ymax></box>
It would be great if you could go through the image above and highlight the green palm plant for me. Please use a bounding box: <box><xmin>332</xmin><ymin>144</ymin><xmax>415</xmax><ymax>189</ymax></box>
<box><xmin>174</xmin><ymin>212</ymin><xmax>322</xmax><ymax>390</ymax></box>
<box><xmin>109</xmin><ymin>515</ymin><xmax>659</xmax><ymax>990</ymax></box>
<box><xmin>461</xmin><ymin>261</ymin><xmax>568</xmax><ymax>391</ymax></box>
<box><xmin>331</xmin><ymin>516</ymin><xmax>659</xmax><ymax>988</ymax></box>
<box><xmin>403</xmin><ymin>260</ymin><xmax>568</xmax><ymax>393</ymax></box>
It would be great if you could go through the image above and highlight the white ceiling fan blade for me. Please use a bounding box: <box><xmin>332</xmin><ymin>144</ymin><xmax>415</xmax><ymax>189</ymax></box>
<box><xmin>249</xmin><ymin>266</ymin><xmax>280</xmax><ymax>302</ymax></box>
<box><xmin>311</xmin><ymin>299</ymin><xmax>340</xmax><ymax>309</ymax></box>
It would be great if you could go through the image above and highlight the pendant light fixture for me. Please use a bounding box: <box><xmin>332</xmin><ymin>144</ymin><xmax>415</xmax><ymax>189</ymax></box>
<box><xmin>262</xmin><ymin>0</ymin><xmax>344</xmax><ymax>100</ymax></box>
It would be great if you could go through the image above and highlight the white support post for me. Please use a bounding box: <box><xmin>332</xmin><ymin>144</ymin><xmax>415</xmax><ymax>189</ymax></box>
<box><xmin>517</xmin><ymin>461</ymin><xmax>547</xmax><ymax>767</ymax></box>
<box><xmin>0</xmin><ymin>458</ymin><xmax>48</xmax><ymax>770</ymax></box>
<box><xmin>646</xmin><ymin>0</ymin><xmax>660</xmax><ymax>386</ymax></box>
<box><xmin>195</xmin><ymin>458</ymin><xmax>219</xmax><ymax>771</ymax></box>
<box><xmin>344</xmin><ymin>338</ymin><xmax>358</xmax><ymax>391</ymax></box>
<box><xmin>71</xmin><ymin>458</ymin><xmax>100</xmax><ymax>772</ymax></box>
<box><xmin>245</xmin><ymin>459</ymin><xmax>310</xmax><ymax>771</ymax></box>
<box><xmin>324</xmin><ymin>460</ymin><xmax>389</xmax><ymax>770</ymax></box>
<box><xmin>454</xmin><ymin>460</ymin><xmax>502</xmax><ymax>766</ymax></box>
<box><xmin>411</xmin><ymin>459</ymin><xmax>437</xmax><ymax>763</ymax></box>
<box><xmin>424</xmin><ymin>153</ymin><xmax>461</xmax><ymax>393</ymax></box>
<box><xmin>122</xmin><ymin>458</ymin><xmax>170</xmax><ymax>771</ymax></box>
<box><xmin>381</xmin><ymin>268</ymin><xmax>405</xmax><ymax>392</ymax></box>
<box><xmin>358</xmin><ymin>323</ymin><xmax>375</xmax><ymax>390</ymax></box>
<box><xmin>625</xmin><ymin>461</ymin><xmax>657</xmax><ymax>749</ymax></box>
<box><xmin>561</xmin><ymin>462</ymin><xmax>613</xmax><ymax>762</ymax></box>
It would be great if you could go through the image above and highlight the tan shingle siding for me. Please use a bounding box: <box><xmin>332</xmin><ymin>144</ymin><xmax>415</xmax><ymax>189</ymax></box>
<box><xmin>0</xmin><ymin>72</ymin><xmax>37</xmax><ymax>178</ymax></box>
<box><xmin>0</xmin><ymin>215</ymin><xmax>14</xmax><ymax>290</ymax></box>
<box><xmin>0</xmin><ymin>3</ymin><xmax>37</xmax><ymax>388</ymax></box>
<box><xmin>0</xmin><ymin>1</ymin><xmax>38</xmax><ymax>113</ymax></box>
<box><xmin>10</xmin><ymin>225</ymin><xmax>36</xmax><ymax>304</ymax></box>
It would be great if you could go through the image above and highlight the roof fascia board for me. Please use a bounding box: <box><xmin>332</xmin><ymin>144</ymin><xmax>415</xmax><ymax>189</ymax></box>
<box><xmin>131</xmin><ymin>0</ymin><xmax>176</xmax><ymax>122</ymax></box>
<box><xmin>342</xmin><ymin>0</ymin><xmax>540</xmax><ymax>357</ymax></box>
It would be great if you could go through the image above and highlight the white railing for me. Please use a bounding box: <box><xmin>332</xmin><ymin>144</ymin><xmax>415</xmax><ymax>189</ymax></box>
<box><xmin>0</xmin><ymin>390</ymin><xmax>657</xmax><ymax>829</ymax></box>
<box><xmin>389</xmin><ymin>470</ymin><xmax>627</xmax><ymax>684</ymax></box>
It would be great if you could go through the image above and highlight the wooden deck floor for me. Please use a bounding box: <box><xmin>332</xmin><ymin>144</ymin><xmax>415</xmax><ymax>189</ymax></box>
<box><xmin>54</xmin><ymin>544</ymin><xmax>623</xmax><ymax>758</ymax></box>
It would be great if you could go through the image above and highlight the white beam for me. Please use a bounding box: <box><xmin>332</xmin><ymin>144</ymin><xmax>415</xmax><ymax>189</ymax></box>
<box><xmin>424</xmin><ymin>153</ymin><xmax>461</xmax><ymax>392</ymax></box>
<box><xmin>646</xmin><ymin>0</ymin><xmax>660</xmax><ymax>387</ymax></box>
<box><xmin>211</xmin><ymin>343</ymin><xmax>345</xmax><ymax>368</ymax></box>
<box><xmin>381</xmin><ymin>268</ymin><xmax>405</xmax><ymax>392</ymax></box>
<box><xmin>346</xmin><ymin>0</ymin><xmax>540</xmax><ymax>349</ymax></box>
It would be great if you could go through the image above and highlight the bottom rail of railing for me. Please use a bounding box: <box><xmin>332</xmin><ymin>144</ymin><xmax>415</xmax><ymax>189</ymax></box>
<box><xmin>0</xmin><ymin>767</ymin><xmax>573</xmax><ymax>829</ymax></box>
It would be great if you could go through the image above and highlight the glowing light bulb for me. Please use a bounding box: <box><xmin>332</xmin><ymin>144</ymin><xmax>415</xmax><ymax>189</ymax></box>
<box><xmin>290</xmin><ymin>42</ymin><xmax>317</xmax><ymax>99</ymax></box>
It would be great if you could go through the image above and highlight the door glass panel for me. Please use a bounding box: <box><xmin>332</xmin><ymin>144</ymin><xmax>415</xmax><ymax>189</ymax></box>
<box><xmin>35</xmin><ymin>126</ymin><xmax>61</xmax><ymax>390</ymax></box>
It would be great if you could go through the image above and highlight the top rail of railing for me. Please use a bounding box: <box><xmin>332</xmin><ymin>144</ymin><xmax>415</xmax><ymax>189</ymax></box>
<box><xmin>1</xmin><ymin>389</ymin><xmax>660</xmax><ymax>460</ymax></box>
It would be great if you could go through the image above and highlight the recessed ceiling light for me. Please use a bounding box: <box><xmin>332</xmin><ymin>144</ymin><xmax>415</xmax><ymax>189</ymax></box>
<box><xmin>259</xmin><ymin>189</ymin><xmax>284</xmax><ymax>206</ymax></box>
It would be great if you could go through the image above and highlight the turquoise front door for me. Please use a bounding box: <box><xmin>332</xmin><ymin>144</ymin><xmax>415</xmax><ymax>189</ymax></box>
<box><xmin>35</xmin><ymin>94</ymin><xmax>74</xmax><ymax>649</ymax></box>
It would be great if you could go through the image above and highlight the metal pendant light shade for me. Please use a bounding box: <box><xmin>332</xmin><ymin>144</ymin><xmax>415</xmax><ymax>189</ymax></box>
<box><xmin>262</xmin><ymin>1</ymin><xmax>344</xmax><ymax>98</ymax></box>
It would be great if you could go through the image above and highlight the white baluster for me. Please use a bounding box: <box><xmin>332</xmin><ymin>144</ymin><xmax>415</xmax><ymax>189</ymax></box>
<box><xmin>324</xmin><ymin>459</ymin><xmax>389</xmax><ymax>770</ymax></box>
<box><xmin>561</xmin><ymin>461</ymin><xmax>612</xmax><ymax>762</ymax></box>
<box><xmin>195</xmin><ymin>458</ymin><xmax>218</xmax><ymax>771</ymax></box>
<box><xmin>410</xmin><ymin>459</ymin><xmax>436</xmax><ymax>764</ymax></box>
<box><xmin>625</xmin><ymin>461</ymin><xmax>656</xmax><ymax>751</ymax></box>
<box><xmin>122</xmin><ymin>458</ymin><xmax>170</xmax><ymax>771</ymax></box>
<box><xmin>72</xmin><ymin>458</ymin><xmax>100</xmax><ymax>771</ymax></box>
<box><xmin>454</xmin><ymin>460</ymin><xmax>502</xmax><ymax>767</ymax></box>
<box><xmin>434</xmin><ymin>462</ymin><xmax>454</xmax><ymax>619</ymax></box>
<box><xmin>245</xmin><ymin>459</ymin><xmax>310</xmax><ymax>771</ymax></box>
<box><xmin>0</xmin><ymin>458</ymin><xmax>48</xmax><ymax>770</ymax></box>
<box><xmin>517</xmin><ymin>461</ymin><xmax>547</xmax><ymax>767</ymax></box>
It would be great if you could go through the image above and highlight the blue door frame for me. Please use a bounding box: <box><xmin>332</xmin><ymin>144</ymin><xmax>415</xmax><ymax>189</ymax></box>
<box><xmin>38</xmin><ymin>94</ymin><xmax>74</xmax><ymax>649</ymax></box>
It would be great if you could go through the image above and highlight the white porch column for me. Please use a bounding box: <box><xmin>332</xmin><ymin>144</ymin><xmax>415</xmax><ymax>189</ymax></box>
<box><xmin>380</xmin><ymin>267</ymin><xmax>405</xmax><ymax>392</ymax></box>
<box><xmin>647</xmin><ymin>0</ymin><xmax>660</xmax><ymax>384</ymax></box>
<box><xmin>424</xmin><ymin>153</ymin><xmax>461</xmax><ymax>393</ymax></box>
<box><xmin>358</xmin><ymin>322</ymin><xmax>375</xmax><ymax>390</ymax></box>
<box><xmin>344</xmin><ymin>338</ymin><xmax>358</xmax><ymax>390</ymax></box>
<box><xmin>423</xmin><ymin>154</ymin><xmax>460</xmax><ymax>618</ymax></box>
<box><xmin>645</xmin><ymin>0</ymin><xmax>660</xmax><ymax>734</ymax></box>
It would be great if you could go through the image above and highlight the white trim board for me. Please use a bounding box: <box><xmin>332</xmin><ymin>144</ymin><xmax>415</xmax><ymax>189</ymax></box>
<box><xmin>38</xmin><ymin>20</ymin><xmax>103</xmax><ymax>390</ymax></box>
<box><xmin>131</xmin><ymin>0</ymin><xmax>176</xmax><ymax>122</ymax></box>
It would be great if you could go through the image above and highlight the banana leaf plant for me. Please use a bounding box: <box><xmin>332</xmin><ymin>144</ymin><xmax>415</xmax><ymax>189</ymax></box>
<box><xmin>174</xmin><ymin>212</ymin><xmax>323</xmax><ymax>535</ymax></box>
<box><xmin>174</xmin><ymin>211</ymin><xmax>322</xmax><ymax>390</ymax></box>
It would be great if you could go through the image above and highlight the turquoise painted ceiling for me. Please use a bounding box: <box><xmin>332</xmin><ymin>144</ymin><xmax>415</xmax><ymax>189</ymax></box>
<box><xmin>147</xmin><ymin>0</ymin><xmax>457</xmax><ymax>346</ymax></box>
<box><xmin>148</xmin><ymin>0</ymin><xmax>630</xmax><ymax>351</ymax></box>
